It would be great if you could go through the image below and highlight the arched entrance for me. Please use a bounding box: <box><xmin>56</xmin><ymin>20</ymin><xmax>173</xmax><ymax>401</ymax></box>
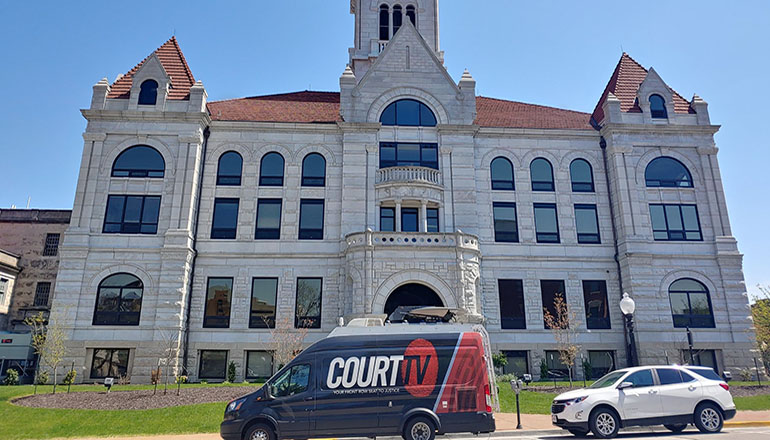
<box><xmin>384</xmin><ymin>283</ymin><xmax>444</xmax><ymax>317</ymax></box>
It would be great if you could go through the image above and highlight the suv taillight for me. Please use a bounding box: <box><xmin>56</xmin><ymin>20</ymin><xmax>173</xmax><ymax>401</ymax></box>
<box><xmin>719</xmin><ymin>383</ymin><xmax>729</xmax><ymax>391</ymax></box>
<box><xmin>484</xmin><ymin>384</ymin><xmax>492</xmax><ymax>413</ymax></box>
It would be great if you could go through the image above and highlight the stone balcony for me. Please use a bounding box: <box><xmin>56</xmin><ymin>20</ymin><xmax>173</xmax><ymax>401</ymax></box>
<box><xmin>345</xmin><ymin>230</ymin><xmax>479</xmax><ymax>252</ymax></box>
<box><xmin>376</xmin><ymin>166</ymin><xmax>442</xmax><ymax>187</ymax></box>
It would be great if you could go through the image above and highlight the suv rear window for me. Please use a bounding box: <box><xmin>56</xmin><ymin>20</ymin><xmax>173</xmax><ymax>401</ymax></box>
<box><xmin>686</xmin><ymin>367</ymin><xmax>721</xmax><ymax>381</ymax></box>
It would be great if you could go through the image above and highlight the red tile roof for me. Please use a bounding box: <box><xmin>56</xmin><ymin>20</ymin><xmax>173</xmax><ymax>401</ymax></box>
<box><xmin>591</xmin><ymin>53</ymin><xmax>694</xmax><ymax>125</ymax></box>
<box><xmin>207</xmin><ymin>92</ymin><xmax>594</xmax><ymax>130</ymax></box>
<box><xmin>107</xmin><ymin>37</ymin><xmax>196</xmax><ymax>101</ymax></box>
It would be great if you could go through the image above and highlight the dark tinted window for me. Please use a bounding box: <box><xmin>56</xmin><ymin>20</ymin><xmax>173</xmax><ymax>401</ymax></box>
<box><xmin>541</xmin><ymin>280</ymin><xmax>566</xmax><ymax>329</ymax></box>
<box><xmin>138</xmin><ymin>80</ymin><xmax>158</xmax><ymax>105</ymax></box>
<box><xmin>112</xmin><ymin>146</ymin><xmax>165</xmax><ymax>178</ymax></box>
<box><xmin>575</xmin><ymin>204</ymin><xmax>600</xmax><ymax>244</ymax></box>
<box><xmin>296</xmin><ymin>278</ymin><xmax>322</xmax><ymax>329</ymax></box>
<box><xmin>570</xmin><ymin>159</ymin><xmax>594</xmax><ymax>192</ymax></box>
<box><xmin>217</xmin><ymin>152</ymin><xmax>243</xmax><ymax>186</ymax></box>
<box><xmin>583</xmin><ymin>280</ymin><xmax>610</xmax><ymax>329</ymax></box>
<box><xmin>657</xmin><ymin>368</ymin><xmax>684</xmax><ymax>385</ymax></box>
<box><xmin>260</xmin><ymin>152</ymin><xmax>285</xmax><ymax>186</ymax></box>
<box><xmin>650</xmin><ymin>204</ymin><xmax>702</xmax><ymax>241</ymax></box>
<box><xmin>625</xmin><ymin>369</ymin><xmax>654</xmax><ymax>388</ymax></box>
<box><xmin>588</xmin><ymin>351</ymin><xmax>616</xmax><ymax>378</ymax></box>
<box><xmin>90</xmin><ymin>349</ymin><xmax>130</xmax><ymax>379</ymax></box>
<box><xmin>406</xmin><ymin>5</ymin><xmax>416</xmax><ymax>26</ymax></box>
<box><xmin>299</xmin><ymin>199</ymin><xmax>324</xmax><ymax>240</ymax></box>
<box><xmin>499</xmin><ymin>279</ymin><xmax>525</xmax><ymax>329</ymax></box>
<box><xmin>534</xmin><ymin>203</ymin><xmax>559</xmax><ymax>243</ymax></box>
<box><xmin>493</xmin><ymin>202</ymin><xmax>518</xmax><ymax>243</ymax></box>
<box><xmin>211</xmin><ymin>198</ymin><xmax>239</xmax><ymax>239</ymax></box>
<box><xmin>545</xmin><ymin>350</ymin><xmax>570</xmax><ymax>377</ymax></box>
<box><xmin>302</xmin><ymin>153</ymin><xmax>326</xmax><ymax>187</ymax></box>
<box><xmin>380</xmin><ymin>99</ymin><xmax>437</xmax><ymax>127</ymax></box>
<box><xmin>34</xmin><ymin>282</ymin><xmax>51</xmax><ymax>307</ymax></box>
<box><xmin>669</xmin><ymin>278</ymin><xmax>714</xmax><ymax>328</ymax></box>
<box><xmin>491</xmin><ymin>157</ymin><xmax>515</xmax><ymax>190</ymax></box>
<box><xmin>379</xmin><ymin>143</ymin><xmax>438</xmax><ymax>169</ymax></box>
<box><xmin>427</xmin><ymin>208</ymin><xmax>439</xmax><ymax>233</ymax></box>
<box><xmin>503</xmin><ymin>351</ymin><xmax>528</xmax><ymax>376</ymax></box>
<box><xmin>272</xmin><ymin>364</ymin><xmax>311</xmax><ymax>397</ymax></box>
<box><xmin>203</xmin><ymin>278</ymin><xmax>232</xmax><ymax>328</ymax></box>
<box><xmin>255</xmin><ymin>199</ymin><xmax>282</xmax><ymax>240</ymax></box>
<box><xmin>401</xmin><ymin>207</ymin><xmax>419</xmax><ymax>232</ymax></box>
<box><xmin>530</xmin><ymin>158</ymin><xmax>554</xmax><ymax>191</ymax></box>
<box><xmin>649</xmin><ymin>94</ymin><xmax>668</xmax><ymax>119</ymax></box>
<box><xmin>381</xmin><ymin>207</ymin><xmax>395</xmax><ymax>231</ymax></box>
<box><xmin>93</xmin><ymin>273</ymin><xmax>143</xmax><ymax>326</ymax></box>
<box><xmin>680</xmin><ymin>370</ymin><xmax>696</xmax><ymax>382</ymax></box>
<box><xmin>379</xmin><ymin>4</ymin><xmax>390</xmax><ymax>40</ymax></box>
<box><xmin>42</xmin><ymin>233</ymin><xmax>60</xmax><ymax>256</ymax></box>
<box><xmin>645</xmin><ymin>157</ymin><xmax>693</xmax><ymax>188</ymax></box>
<box><xmin>250</xmin><ymin>278</ymin><xmax>277</xmax><ymax>328</ymax></box>
<box><xmin>392</xmin><ymin>5</ymin><xmax>402</xmax><ymax>35</ymax></box>
<box><xmin>103</xmin><ymin>195</ymin><xmax>161</xmax><ymax>234</ymax></box>
<box><xmin>686</xmin><ymin>366</ymin><xmax>721</xmax><ymax>381</ymax></box>
<box><xmin>246</xmin><ymin>351</ymin><xmax>273</xmax><ymax>380</ymax></box>
<box><xmin>199</xmin><ymin>350</ymin><xmax>227</xmax><ymax>379</ymax></box>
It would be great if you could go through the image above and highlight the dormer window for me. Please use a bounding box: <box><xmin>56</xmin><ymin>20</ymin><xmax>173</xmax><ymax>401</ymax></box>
<box><xmin>649</xmin><ymin>94</ymin><xmax>668</xmax><ymax>119</ymax></box>
<box><xmin>406</xmin><ymin>5</ymin><xmax>416</xmax><ymax>26</ymax></box>
<box><xmin>380</xmin><ymin>99</ymin><xmax>437</xmax><ymax>127</ymax></box>
<box><xmin>138</xmin><ymin>80</ymin><xmax>158</xmax><ymax>105</ymax></box>
<box><xmin>393</xmin><ymin>5</ymin><xmax>403</xmax><ymax>35</ymax></box>
<box><xmin>379</xmin><ymin>4</ymin><xmax>390</xmax><ymax>40</ymax></box>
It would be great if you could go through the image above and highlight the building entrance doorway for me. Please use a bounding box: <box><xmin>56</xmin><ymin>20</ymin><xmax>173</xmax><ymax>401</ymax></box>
<box><xmin>384</xmin><ymin>283</ymin><xmax>444</xmax><ymax>317</ymax></box>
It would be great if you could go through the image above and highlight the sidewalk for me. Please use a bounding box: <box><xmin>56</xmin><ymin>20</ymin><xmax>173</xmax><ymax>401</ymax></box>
<box><xmin>62</xmin><ymin>410</ymin><xmax>770</xmax><ymax>440</ymax></box>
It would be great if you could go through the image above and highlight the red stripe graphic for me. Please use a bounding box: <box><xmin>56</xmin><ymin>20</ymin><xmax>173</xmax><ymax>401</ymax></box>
<box><xmin>435</xmin><ymin>332</ymin><xmax>489</xmax><ymax>413</ymax></box>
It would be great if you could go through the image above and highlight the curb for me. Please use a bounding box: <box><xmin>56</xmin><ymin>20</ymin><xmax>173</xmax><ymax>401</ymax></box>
<box><xmin>725</xmin><ymin>421</ymin><xmax>770</xmax><ymax>427</ymax></box>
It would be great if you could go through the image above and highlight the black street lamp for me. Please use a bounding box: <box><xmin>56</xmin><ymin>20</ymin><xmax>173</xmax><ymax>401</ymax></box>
<box><xmin>620</xmin><ymin>292</ymin><xmax>639</xmax><ymax>367</ymax></box>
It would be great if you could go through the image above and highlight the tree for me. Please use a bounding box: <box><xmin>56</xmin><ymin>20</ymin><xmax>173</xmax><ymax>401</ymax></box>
<box><xmin>492</xmin><ymin>352</ymin><xmax>508</xmax><ymax>374</ymax></box>
<box><xmin>158</xmin><ymin>330</ymin><xmax>181</xmax><ymax>395</ymax></box>
<box><xmin>543</xmin><ymin>293</ymin><xmax>582</xmax><ymax>388</ymax></box>
<box><xmin>267</xmin><ymin>316</ymin><xmax>309</xmax><ymax>371</ymax></box>
<box><xmin>24</xmin><ymin>309</ymin><xmax>69</xmax><ymax>394</ymax></box>
<box><xmin>750</xmin><ymin>286</ymin><xmax>770</xmax><ymax>375</ymax></box>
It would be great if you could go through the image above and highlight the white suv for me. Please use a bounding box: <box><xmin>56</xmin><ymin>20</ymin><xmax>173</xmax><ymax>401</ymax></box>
<box><xmin>551</xmin><ymin>365</ymin><xmax>736</xmax><ymax>438</ymax></box>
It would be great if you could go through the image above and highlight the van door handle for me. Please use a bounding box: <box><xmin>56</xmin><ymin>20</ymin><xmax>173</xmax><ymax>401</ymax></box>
<box><xmin>304</xmin><ymin>396</ymin><xmax>314</xmax><ymax>401</ymax></box>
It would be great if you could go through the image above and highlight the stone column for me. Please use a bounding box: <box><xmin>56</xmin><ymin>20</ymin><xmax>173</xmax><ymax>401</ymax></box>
<box><xmin>395</xmin><ymin>200</ymin><xmax>402</xmax><ymax>232</ymax></box>
<box><xmin>420</xmin><ymin>201</ymin><xmax>428</xmax><ymax>232</ymax></box>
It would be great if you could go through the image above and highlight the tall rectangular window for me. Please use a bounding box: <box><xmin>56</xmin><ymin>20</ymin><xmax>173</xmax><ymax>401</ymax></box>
<box><xmin>583</xmin><ymin>280</ymin><xmax>610</xmax><ymax>329</ymax></box>
<box><xmin>650</xmin><ymin>204</ymin><xmax>702</xmax><ymax>241</ymax></box>
<box><xmin>401</xmin><ymin>208</ymin><xmax>419</xmax><ymax>232</ymax></box>
<box><xmin>103</xmin><ymin>195</ymin><xmax>161</xmax><ymax>234</ymax></box>
<box><xmin>426</xmin><ymin>208</ymin><xmax>439</xmax><ymax>233</ymax></box>
<box><xmin>380</xmin><ymin>207</ymin><xmax>396</xmax><ymax>232</ymax></box>
<box><xmin>199</xmin><ymin>350</ymin><xmax>228</xmax><ymax>380</ymax></box>
<box><xmin>588</xmin><ymin>351</ymin><xmax>616</xmax><ymax>378</ymax></box>
<box><xmin>534</xmin><ymin>203</ymin><xmax>559</xmax><ymax>243</ymax></box>
<box><xmin>42</xmin><ymin>233</ymin><xmax>61</xmax><ymax>256</ymax></box>
<box><xmin>203</xmin><ymin>277</ymin><xmax>233</xmax><ymax>328</ymax></box>
<box><xmin>211</xmin><ymin>198</ymin><xmax>239</xmax><ymax>239</ymax></box>
<box><xmin>90</xmin><ymin>348</ymin><xmax>130</xmax><ymax>379</ymax></box>
<box><xmin>379</xmin><ymin>143</ymin><xmax>439</xmax><ymax>169</ymax></box>
<box><xmin>299</xmin><ymin>199</ymin><xmax>324</xmax><ymax>240</ymax></box>
<box><xmin>575</xmin><ymin>204</ymin><xmax>600</xmax><ymax>244</ymax></box>
<box><xmin>250</xmin><ymin>278</ymin><xmax>277</xmax><ymax>328</ymax></box>
<box><xmin>246</xmin><ymin>351</ymin><xmax>274</xmax><ymax>380</ymax></box>
<box><xmin>493</xmin><ymin>202</ymin><xmax>518</xmax><ymax>243</ymax></box>
<box><xmin>682</xmin><ymin>349</ymin><xmax>719</xmax><ymax>374</ymax></box>
<box><xmin>545</xmin><ymin>350</ymin><xmax>570</xmax><ymax>378</ymax></box>
<box><xmin>541</xmin><ymin>280</ymin><xmax>566</xmax><ymax>329</ymax></box>
<box><xmin>0</xmin><ymin>278</ymin><xmax>7</xmax><ymax>297</ymax></box>
<box><xmin>498</xmin><ymin>279</ymin><xmax>526</xmax><ymax>329</ymax></box>
<box><xmin>296</xmin><ymin>278</ymin><xmax>322</xmax><ymax>329</ymax></box>
<box><xmin>255</xmin><ymin>199</ymin><xmax>282</xmax><ymax>240</ymax></box>
<box><xmin>33</xmin><ymin>282</ymin><xmax>51</xmax><ymax>307</ymax></box>
<box><xmin>503</xmin><ymin>351</ymin><xmax>529</xmax><ymax>377</ymax></box>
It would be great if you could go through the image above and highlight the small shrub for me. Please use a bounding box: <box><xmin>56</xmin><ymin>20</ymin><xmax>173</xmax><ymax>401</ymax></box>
<box><xmin>227</xmin><ymin>361</ymin><xmax>237</xmax><ymax>383</ymax></box>
<box><xmin>582</xmin><ymin>358</ymin><xmax>592</xmax><ymax>381</ymax></box>
<box><xmin>740</xmin><ymin>368</ymin><xmax>753</xmax><ymax>382</ymax></box>
<box><xmin>492</xmin><ymin>352</ymin><xmax>508</xmax><ymax>372</ymax></box>
<box><xmin>36</xmin><ymin>371</ymin><xmax>50</xmax><ymax>385</ymax></box>
<box><xmin>539</xmin><ymin>358</ymin><xmax>549</xmax><ymax>380</ymax></box>
<box><xmin>3</xmin><ymin>369</ymin><xmax>20</xmax><ymax>386</ymax></box>
<box><xmin>242</xmin><ymin>380</ymin><xmax>250</xmax><ymax>385</ymax></box>
<box><xmin>62</xmin><ymin>369</ymin><xmax>77</xmax><ymax>386</ymax></box>
<box><xmin>175</xmin><ymin>375</ymin><xmax>188</xmax><ymax>384</ymax></box>
<box><xmin>497</xmin><ymin>373</ymin><xmax>518</xmax><ymax>384</ymax></box>
<box><xmin>117</xmin><ymin>374</ymin><xmax>130</xmax><ymax>385</ymax></box>
<box><xmin>151</xmin><ymin>368</ymin><xmax>162</xmax><ymax>385</ymax></box>
<box><xmin>200</xmin><ymin>379</ymin><xmax>208</xmax><ymax>384</ymax></box>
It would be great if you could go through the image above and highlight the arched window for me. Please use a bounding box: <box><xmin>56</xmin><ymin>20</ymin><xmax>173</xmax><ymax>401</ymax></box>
<box><xmin>379</xmin><ymin>4</ymin><xmax>390</xmax><ymax>40</ymax></box>
<box><xmin>93</xmin><ymin>273</ymin><xmax>143</xmax><ymax>326</ymax></box>
<box><xmin>392</xmin><ymin>5</ymin><xmax>403</xmax><ymax>35</ymax></box>
<box><xmin>669</xmin><ymin>278</ymin><xmax>715</xmax><ymax>328</ymax></box>
<box><xmin>490</xmin><ymin>157</ymin><xmax>515</xmax><ymax>190</ymax></box>
<box><xmin>302</xmin><ymin>153</ymin><xmax>326</xmax><ymax>187</ymax></box>
<box><xmin>570</xmin><ymin>159</ymin><xmax>595</xmax><ymax>192</ymax></box>
<box><xmin>138</xmin><ymin>80</ymin><xmax>158</xmax><ymax>106</ymax></box>
<box><xmin>406</xmin><ymin>5</ymin><xmax>416</xmax><ymax>26</ymax></box>
<box><xmin>112</xmin><ymin>145</ymin><xmax>165</xmax><ymax>178</ymax></box>
<box><xmin>645</xmin><ymin>157</ymin><xmax>693</xmax><ymax>188</ymax></box>
<box><xmin>649</xmin><ymin>94</ymin><xmax>668</xmax><ymax>119</ymax></box>
<box><xmin>260</xmin><ymin>152</ymin><xmax>285</xmax><ymax>186</ymax></box>
<box><xmin>217</xmin><ymin>151</ymin><xmax>243</xmax><ymax>186</ymax></box>
<box><xmin>530</xmin><ymin>158</ymin><xmax>554</xmax><ymax>191</ymax></box>
<box><xmin>380</xmin><ymin>99</ymin><xmax>437</xmax><ymax>127</ymax></box>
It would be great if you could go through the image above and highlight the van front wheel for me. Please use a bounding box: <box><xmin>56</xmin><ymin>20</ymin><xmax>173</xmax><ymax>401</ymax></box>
<box><xmin>404</xmin><ymin>416</ymin><xmax>436</xmax><ymax>440</ymax></box>
<box><xmin>244</xmin><ymin>423</ymin><xmax>275</xmax><ymax>440</ymax></box>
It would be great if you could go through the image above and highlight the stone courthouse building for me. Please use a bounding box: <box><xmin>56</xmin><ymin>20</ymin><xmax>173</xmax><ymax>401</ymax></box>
<box><xmin>52</xmin><ymin>0</ymin><xmax>756</xmax><ymax>383</ymax></box>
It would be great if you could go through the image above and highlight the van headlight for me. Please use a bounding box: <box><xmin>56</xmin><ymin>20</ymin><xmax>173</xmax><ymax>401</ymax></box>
<box><xmin>564</xmin><ymin>396</ymin><xmax>588</xmax><ymax>406</ymax></box>
<box><xmin>226</xmin><ymin>398</ymin><xmax>247</xmax><ymax>413</ymax></box>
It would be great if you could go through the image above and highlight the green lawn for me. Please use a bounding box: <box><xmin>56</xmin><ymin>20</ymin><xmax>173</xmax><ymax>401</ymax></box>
<box><xmin>0</xmin><ymin>383</ymin><xmax>255</xmax><ymax>440</ymax></box>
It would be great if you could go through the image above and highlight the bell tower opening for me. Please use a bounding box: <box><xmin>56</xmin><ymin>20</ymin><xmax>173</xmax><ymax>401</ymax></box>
<box><xmin>384</xmin><ymin>283</ymin><xmax>444</xmax><ymax>317</ymax></box>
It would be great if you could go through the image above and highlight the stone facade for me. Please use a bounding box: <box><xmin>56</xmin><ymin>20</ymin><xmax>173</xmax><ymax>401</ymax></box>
<box><xmin>0</xmin><ymin>249</ymin><xmax>21</xmax><ymax>330</ymax></box>
<box><xmin>0</xmin><ymin>209</ymin><xmax>71</xmax><ymax>331</ymax></box>
<box><xmin>51</xmin><ymin>1</ymin><xmax>756</xmax><ymax>384</ymax></box>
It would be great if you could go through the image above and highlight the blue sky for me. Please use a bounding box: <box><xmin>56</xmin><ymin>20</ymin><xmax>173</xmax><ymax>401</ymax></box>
<box><xmin>0</xmin><ymin>1</ymin><xmax>767</xmax><ymax>295</ymax></box>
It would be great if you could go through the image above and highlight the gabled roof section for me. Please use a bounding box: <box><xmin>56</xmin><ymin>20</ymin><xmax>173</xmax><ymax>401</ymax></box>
<box><xmin>107</xmin><ymin>37</ymin><xmax>196</xmax><ymax>100</ymax></box>
<box><xmin>591</xmin><ymin>53</ymin><xmax>694</xmax><ymax>125</ymax></box>
<box><xmin>208</xmin><ymin>91</ymin><xmax>593</xmax><ymax>130</ymax></box>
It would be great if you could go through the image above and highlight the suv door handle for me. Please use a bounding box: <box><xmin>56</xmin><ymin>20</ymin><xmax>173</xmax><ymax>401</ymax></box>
<box><xmin>688</xmin><ymin>385</ymin><xmax>696</xmax><ymax>391</ymax></box>
<box><xmin>648</xmin><ymin>389</ymin><xmax>658</xmax><ymax>394</ymax></box>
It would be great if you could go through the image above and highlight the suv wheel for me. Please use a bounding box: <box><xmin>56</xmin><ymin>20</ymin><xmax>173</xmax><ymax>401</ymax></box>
<box><xmin>664</xmin><ymin>424</ymin><xmax>687</xmax><ymax>433</ymax></box>
<box><xmin>589</xmin><ymin>408</ymin><xmax>620</xmax><ymax>439</ymax></box>
<box><xmin>244</xmin><ymin>423</ymin><xmax>275</xmax><ymax>440</ymax></box>
<box><xmin>403</xmin><ymin>416</ymin><xmax>436</xmax><ymax>440</ymax></box>
<box><xmin>694</xmin><ymin>403</ymin><xmax>724</xmax><ymax>433</ymax></box>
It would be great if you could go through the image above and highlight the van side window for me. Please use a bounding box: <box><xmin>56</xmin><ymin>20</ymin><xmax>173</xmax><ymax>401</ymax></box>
<box><xmin>271</xmin><ymin>364</ymin><xmax>311</xmax><ymax>397</ymax></box>
<box><xmin>624</xmin><ymin>369</ymin><xmax>654</xmax><ymax>388</ymax></box>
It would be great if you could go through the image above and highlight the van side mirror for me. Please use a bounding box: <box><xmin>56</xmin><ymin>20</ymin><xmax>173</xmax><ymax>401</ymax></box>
<box><xmin>264</xmin><ymin>384</ymin><xmax>274</xmax><ymax>400</ymax></box>
<box><xmin>617</xmin><ymin>381</ymin><xmax>633</xmax><ymax>390</ymax></box>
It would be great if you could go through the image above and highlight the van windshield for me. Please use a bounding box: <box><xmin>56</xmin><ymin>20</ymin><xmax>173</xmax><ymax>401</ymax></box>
<box><xmin>589</xmin><ymin>370</ymin><xmax>626</xmax><ymax>388</ymax></box>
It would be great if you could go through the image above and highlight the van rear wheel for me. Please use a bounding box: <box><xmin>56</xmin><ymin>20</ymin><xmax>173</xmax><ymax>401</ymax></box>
<box><xmin>244</xmin><ymin>423</ymin><xmax>275</xmax><ymax>440</ymax></box>
<box><xmin>404</xmin><ymin>416</ymin><xmax>436</xmax><ymax>440</ymax></box>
